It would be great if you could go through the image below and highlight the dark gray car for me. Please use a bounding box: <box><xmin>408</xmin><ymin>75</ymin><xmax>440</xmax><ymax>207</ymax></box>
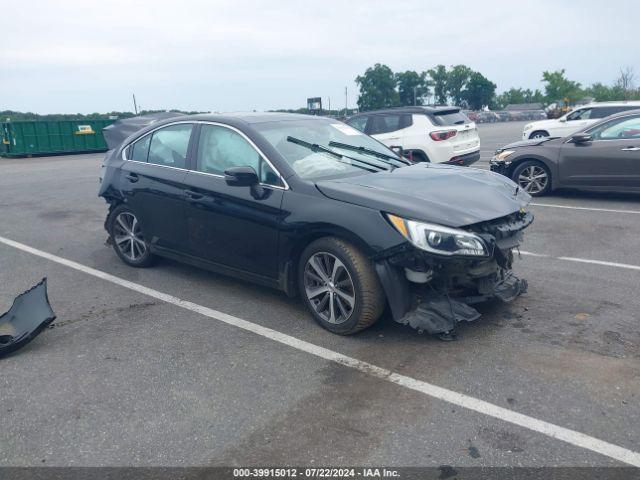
<box><xmin>490</xmin><ymin>109</ymin><xmax>640</xmax><ymax>196</ymax></box>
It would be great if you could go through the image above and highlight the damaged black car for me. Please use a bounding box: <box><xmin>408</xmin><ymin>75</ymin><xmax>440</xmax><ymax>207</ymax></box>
<box><xmin>99</xmin><ymin>113</ymin><xmax>533</xmax><ymax>337</ymax></box>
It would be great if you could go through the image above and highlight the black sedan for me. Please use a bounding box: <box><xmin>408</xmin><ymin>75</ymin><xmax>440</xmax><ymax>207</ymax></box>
<box><xmin>99</xmin><ymin>113</ymin><xmax>532</xmax><ymax>338</ymax></box>
<box><xmin>490</xmin><ymin>109</ymin><xmax>640</xmax><ymax>196</ymax></box>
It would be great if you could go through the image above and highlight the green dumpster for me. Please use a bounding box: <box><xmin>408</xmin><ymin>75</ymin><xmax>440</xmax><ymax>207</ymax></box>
<box><xmin>0</xmin><ymin>119</ymin><xmax>115</xmax><ymax>157</ymax></box>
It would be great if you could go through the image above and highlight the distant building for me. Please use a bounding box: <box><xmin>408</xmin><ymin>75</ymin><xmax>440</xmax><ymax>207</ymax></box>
<box><xmin>505</xmin><ymin>103</ymin><xmax>544</xmax><ymax>111</ymax></box>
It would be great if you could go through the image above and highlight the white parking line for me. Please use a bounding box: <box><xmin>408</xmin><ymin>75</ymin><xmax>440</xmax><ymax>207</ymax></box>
<box><xmin>520</xmin><ymin>251</ymin><xmax>640</xmax><ymax>272</ymax></box>
<box><xmin>531</xmin><ymin>203</ymin><xmax>640</xmax><ymax>215</ymax></box>
<box><xmin>1</xmin><ymin>234</ymin><xmax>639</xmax><ymax>466</ymax></box>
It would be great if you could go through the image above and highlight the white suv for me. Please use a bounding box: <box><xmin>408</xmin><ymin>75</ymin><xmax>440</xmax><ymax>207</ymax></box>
<box><xmin>522</xmin><ymin>101</ymin><xmax>640</xmax><ymax>140</ymax></box>
<box><xmin>346</xmin><ymin>106</ymin><xmax>480</xmax><ymax>165</ymax></box>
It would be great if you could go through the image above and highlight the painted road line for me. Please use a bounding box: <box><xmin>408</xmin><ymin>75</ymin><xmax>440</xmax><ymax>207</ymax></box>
<box><xmin>531</xmin><ymin>203</ymin><xmax>640</xmax><ymax>215</ymax></box>
<box><xmin>1</xmin><ymin>234</ymin><xmax>639</xmax><ymax>467</ymax></box>
<box><xmin>520</xmin><ymin>251</ymin><xmax>640</xmax><ymax>271</ymax></box>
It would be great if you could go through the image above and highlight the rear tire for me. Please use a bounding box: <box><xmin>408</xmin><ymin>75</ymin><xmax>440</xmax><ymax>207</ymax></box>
<box><xmin>512</xmin><ymin>160</ymin><xmax>551</xmax><ymax>197</ymax></box>
<box><xmin>298</xmin><ymin>237</ymin><xmax>385</xmax><ymax>335</ymax></box>
<box><xmin>529</xmin><ymin>130</ymin><xmax>549</xmax><ymax>139</ymax></box>
<box><xmin>107</xmin><ymin>204</ymin><xmax>155</xmax><ymax>267</ymax></box>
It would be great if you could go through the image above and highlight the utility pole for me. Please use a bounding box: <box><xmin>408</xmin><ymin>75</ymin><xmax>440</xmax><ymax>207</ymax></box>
<box><xmin>344</xmin><ymin>86</ymin><xmax>348</xmax><ymax>117</ymax></box>
<box><xmin>328</xmin><ymin>97</ymin><xmax>331</xmax><ymax>116</ymax></box>
<box><xmin>132</xmin><ymin>94</ymin><xmax>138</xmax><ymax>115</ymax></box>
<box><xmin>413</xmin><ymin>86</ymin><xmax>417</xmax><ymax>106</ymax></box>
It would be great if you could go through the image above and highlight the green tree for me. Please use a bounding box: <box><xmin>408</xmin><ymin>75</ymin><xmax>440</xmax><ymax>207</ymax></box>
<box><xmin>446</xmin><ymin>65</ymin><xmax>473</xmax><ymax>106</ymax></box>
<box><xmin>355</xmin><ymin>64</ymin><xmax>399</xmax><ymax>111</ymax></box>
<box><xmin>461</xmin><ymin>72</ymin><xmax>496</xmax><ymax>110</ymax></box>
<box><xmin>395</xmin><ymin>70</ymin><xmax>429</xmax><ymax>106</ymax></box>
<box><xmin>541</xmin><ymin>69</ymin><xmax>582</xmax><ymax>103</ymax></box>
<box><xmin>428</xmin><ymin>65</ymin><xmax>448</xmax><ymax>105</ymax></box>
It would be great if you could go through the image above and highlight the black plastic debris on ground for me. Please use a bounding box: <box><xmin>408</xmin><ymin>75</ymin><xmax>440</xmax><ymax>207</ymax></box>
<box><xmin>0</xmin><ymin>278</ymin><xmax>56</xmax><ymax>358</ymax></box>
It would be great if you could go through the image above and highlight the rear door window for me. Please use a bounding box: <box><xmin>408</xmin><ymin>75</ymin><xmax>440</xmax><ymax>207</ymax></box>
<box><xmin>369</xmin><ymin>114</ymin><xmax>412</xmax><ymax>134</ymax></box>
<box><xmin>148</xmin><ymin>124</ymin><xmax>193</xmax><ymax>169</ymax></box>
<box><xmin>430</xmin><ymin>110</ymin><xmax>470</xmax><ymax>126</ymax></box>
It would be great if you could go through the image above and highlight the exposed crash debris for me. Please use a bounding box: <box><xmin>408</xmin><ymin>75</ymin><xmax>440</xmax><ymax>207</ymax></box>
<box><xmin>376</xmin><ymin>211</ymin><xmax>533</xmax><ymax>339</ymax></box>
<box><xmin>0</xmin><ymin>278</ymin><xmax>56</xmax><ymax>358</ymax></box>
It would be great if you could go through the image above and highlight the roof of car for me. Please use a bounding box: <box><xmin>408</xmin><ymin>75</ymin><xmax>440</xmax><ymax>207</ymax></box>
<box><xmin>351</xmin><ymin>106</ymin><xmax>461</xmax><ymax>116</ymax></box>
<box><xmin>578</xmin><ymin>101</ymin><xmax>640</xmax><ymax>108</ymax></box>
<box><xmin>178</xmin><ymin>111</ymin><xmax>324</xmax><ymax>124</ymax></box>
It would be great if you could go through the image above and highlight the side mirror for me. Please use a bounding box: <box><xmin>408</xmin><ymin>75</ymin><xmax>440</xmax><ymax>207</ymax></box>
<box><xmin>224</xmin><ymin>166</ymin><xmax>259</xmax><ymax>187</ymax></box>
<box><xmin>559</xmin><ymin>118</ymin><xmax>567</xmax><ymax>123</ymax></box>
<box><xmin>571</xmin><ymin>133</ymin><xmax>592</xmax><ymax>143</ymax></box>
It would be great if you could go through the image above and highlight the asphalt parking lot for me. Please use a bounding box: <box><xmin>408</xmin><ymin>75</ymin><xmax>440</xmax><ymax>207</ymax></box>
<box><xmin>1</xmin><ymin>120</ymin><xmax>639</xmax><ymax>468</ymax></box>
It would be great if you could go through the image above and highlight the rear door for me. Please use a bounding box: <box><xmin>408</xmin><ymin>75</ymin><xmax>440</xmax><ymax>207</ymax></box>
<box><xmin>182</xmin><ymin>123</ymin><xmax>286</xmax><ymax>278</ymax></box>
<box><xmin>119</xmin><ymin>122</ymin><xmax>195</xmax><ymax>251</ymax></box>
<box><xmin>558</xmin><ymin>114</ymin><xmax>640</xmax><ymax>188</ymax></box>
<box><xmin>367</xmin><ymin>113</ymin><xmax>412</xmax><ymax>145</ymax></box>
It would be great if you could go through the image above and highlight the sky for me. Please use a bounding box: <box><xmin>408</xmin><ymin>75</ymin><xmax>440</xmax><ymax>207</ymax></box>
<box><xmin>1</xmin><ymin>0</ymin><xmax>638</xmax><ymax>114</ymax></box>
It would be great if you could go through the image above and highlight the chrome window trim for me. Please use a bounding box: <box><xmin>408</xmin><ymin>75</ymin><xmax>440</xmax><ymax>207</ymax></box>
<box><xmin>563</xmin><ymin>113</ymin><xmax>640</xmax><ymax>144</ymax></box>
<box><xmin>121</xmin><ymin>120</ymin><xmax>289</xmax><ymax>190</ymax></box>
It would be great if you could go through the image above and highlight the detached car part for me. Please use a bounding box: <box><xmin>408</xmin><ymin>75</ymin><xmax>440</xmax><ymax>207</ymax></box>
<box><xmin>0</xmin><ymin>278</ymin><xmax>56</xmax><ymax>358</ymax></box>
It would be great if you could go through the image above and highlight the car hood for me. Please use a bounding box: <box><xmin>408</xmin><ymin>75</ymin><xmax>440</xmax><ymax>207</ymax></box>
<box><xmin>315</xmin><ymin>164</ymin><xmax>531</xmax><ymax>228</ymax></box>
<box><xmin>499</xmin><ymin>137</ymin><xmax>558</xmax><ymax>150</ymax></box>
<box><xmin>526</xmin><ymin>119</ymin><xmax>560</xmax><ymax>130</ymax></box>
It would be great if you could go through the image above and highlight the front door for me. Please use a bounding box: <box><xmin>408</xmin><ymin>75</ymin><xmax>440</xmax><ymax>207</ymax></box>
<box><xmin>182</xmin><ymin>123</ymin><xmax>286</xmax><ymax>278</ymax></box>
<box><xmin>559</xmin><ymin>114</ymin><xmax>640</xmax><ymax>188</ymax></box>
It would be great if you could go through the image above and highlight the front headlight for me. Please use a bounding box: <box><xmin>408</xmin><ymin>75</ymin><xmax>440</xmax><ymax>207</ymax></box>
<box><xmin>386</xmin><ymin>214</ymin><xmax>489</xmax><ymax>257</ymax></box>
<box><xmin>524</xmin><ymin>123</ymin><xmax>533</xmax><ymax>130</ymax></box>
<box><xmin>494</xmin><ymin>150</ymin><xmax>515</xmax><ymax>161</ymax></box>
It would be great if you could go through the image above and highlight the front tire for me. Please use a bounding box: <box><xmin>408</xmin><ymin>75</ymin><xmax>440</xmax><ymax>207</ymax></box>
<box><xmin>512</xmin><ymin>160</ymin><xmax>551</xmax><ymax>197</ymax></box>
<box><xmin>529</xmin><ymin>130</ymin><xmax>549</xmax><ymax>139</ymax></box>
<box><xmin>107</xmin><ymin>204</ymin><xmax>155</xmax><ymax>267</ymax></box>
<box><xmin>298</xmin><ymin>237</ymin><xmax>385</xmax><ymax>335</ymax></box>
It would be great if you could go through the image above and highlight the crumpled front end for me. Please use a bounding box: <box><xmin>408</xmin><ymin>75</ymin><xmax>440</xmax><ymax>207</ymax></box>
<box><xmin>375</xmin><ymin>210</ymin><xmax>533</xmax><ymax>338</ymax></box>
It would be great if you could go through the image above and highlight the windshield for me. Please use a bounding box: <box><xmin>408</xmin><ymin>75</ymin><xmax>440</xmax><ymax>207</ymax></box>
<box><xmin>253</xmin><ymin>118</ymin><xmax>402</xmax><ymax>180</ymax></box>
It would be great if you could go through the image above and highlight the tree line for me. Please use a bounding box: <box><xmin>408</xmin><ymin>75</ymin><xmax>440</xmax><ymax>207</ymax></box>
<box><xmin>355</xmin><ymin>64</ymin><xmax>640</xmax><ymax>111</ymax></box>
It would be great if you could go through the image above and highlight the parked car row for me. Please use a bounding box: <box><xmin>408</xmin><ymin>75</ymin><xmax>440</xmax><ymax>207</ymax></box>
<box><xmin>470</xmin><ymin>110</ymin><xmax>547</xmax><ymax>123</ymax></box>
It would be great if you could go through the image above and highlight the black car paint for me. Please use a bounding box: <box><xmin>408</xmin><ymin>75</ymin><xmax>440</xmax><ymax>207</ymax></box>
<box><xmin>100</xmin><ymin>113</ymin><xmax>532</xmax><ymax>335</ymax></box>
<box><xmin>491</xmin><ymin>110</ymin><xmax>640</xmax><ymax>193</ymax></box>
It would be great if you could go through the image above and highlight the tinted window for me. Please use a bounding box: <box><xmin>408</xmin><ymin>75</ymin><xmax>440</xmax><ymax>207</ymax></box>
<box><xmin>430</xmin><ymin>110</ymin><xmax>470</xmax><ymax>126</ymax></box>
<box><xmin>589</xmin><ymin>115</ymin><xmax>640</xmax><ymax>140</ymax></box>
<box><xmin>148</xmin><ymin>124</ymin><xmax>192</xmax><ymax>168</ymax></box>
<box><xmin>591</xmin><ymin>106</ymin><xmax>638</xmax><ymax>119</ymax></box>
<box><xmin>347</xmin><ymin>116</ymin><xmax>368</xmax><ymax>133</ymax></box>
<box><xmin>196</xmin><ymin>125</ymin><xmax>281</xmax><ymax>186</ymax></box>
<box><xmin>369</xmin><ymin>114</ymin><xmax>412</xmax><ymax>134</ymax></box>
<box><xmin>130</xmin><ymin>134</ymin><xmax>151</xmax><ymax>162</ymax></box>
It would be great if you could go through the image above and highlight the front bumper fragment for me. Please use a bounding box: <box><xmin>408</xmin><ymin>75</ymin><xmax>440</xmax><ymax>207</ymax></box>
<box><xmin>374</xmin><ymin>211</ymin><xmax>532</xmax><ymax>337</ymax></box>
<box><xmin>0</xmin><ymin>278</ymin><xmax>56</xmax><ymax>358</ymax></box>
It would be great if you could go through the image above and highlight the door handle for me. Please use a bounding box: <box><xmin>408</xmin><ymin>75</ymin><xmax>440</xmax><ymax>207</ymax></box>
<box><xmin>125</xmin><ymin>173</ymin><xmax>139</xmax><ymax>182</ymax></box>
<box><xmin>185</xmin><ymin>190</ymin><xmax>204</xmax><ymax>200</ymax></box>
<box><xmin>621</xmin><ymin>147</ymin><xmax>640</xmax><ymax>151</ymax></box>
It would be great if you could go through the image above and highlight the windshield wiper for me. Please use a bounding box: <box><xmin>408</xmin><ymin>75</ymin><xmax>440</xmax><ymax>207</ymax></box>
<box><xmin>287</xmin><ymin>136</ymin><xmax>387</xmax><ymax>173</ymax></box>
<box><xmin>328</xmin><ymin>141</ymin><xmax>411</xmax><ymax>167</ymax></box>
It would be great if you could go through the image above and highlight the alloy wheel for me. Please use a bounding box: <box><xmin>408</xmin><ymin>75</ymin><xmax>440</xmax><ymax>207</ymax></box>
<box><xmin>517</xmin><ymin>165</ymin><xmax>549</xmax><ymax>194</ymax></box>
<box><xmin>112</xmin><ymin>212</ymin><xmax>147</xmax><ymax>262</ymax></box>
<box><xmin>304</xmin><ymin>252</ymin><xmax>355</xmax><ymax>324</ymax></box>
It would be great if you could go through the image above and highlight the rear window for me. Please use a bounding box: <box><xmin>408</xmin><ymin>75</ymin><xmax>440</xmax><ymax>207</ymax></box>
<box><xmin>430</xmin><ymin>110</ymin><xmax>470</xmax><ymax>126</ymax></box>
